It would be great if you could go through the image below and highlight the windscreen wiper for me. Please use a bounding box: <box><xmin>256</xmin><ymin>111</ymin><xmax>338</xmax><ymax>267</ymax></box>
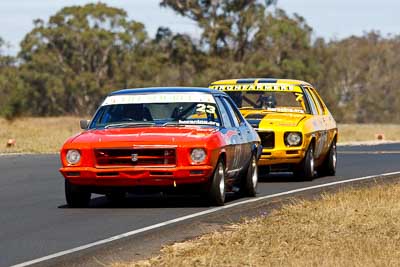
<box><xmin>104</xmin><ymin>122</ymin><xmax>156</xmax><ymax>129</ymax></box>
<box><xmin>163</xmin><ymin>121</ymin><xmax>218</xmax><ymax>127</ymax></box>
<box><xmin>162</xmin><ymin>121</ymin><xmax>187</xmax><ymax>127</ymax></box>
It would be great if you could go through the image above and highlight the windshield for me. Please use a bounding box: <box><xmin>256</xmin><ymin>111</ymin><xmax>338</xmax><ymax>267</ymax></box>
<box><xmin>89</xmin><ymin>92</ymin><xmax>221</xmax><ymax>129</ymax></box>
<box><xmin>226</xmin><ymin>91</ymin><xmax>310</xmax><ymax>114</ymax></box>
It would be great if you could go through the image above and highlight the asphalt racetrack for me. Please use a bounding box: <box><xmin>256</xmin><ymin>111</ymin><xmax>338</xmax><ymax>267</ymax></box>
<box><xmin>1</xmin><ymin>143</ymin><xmax>400</xmax><ymax>266</ymax></box>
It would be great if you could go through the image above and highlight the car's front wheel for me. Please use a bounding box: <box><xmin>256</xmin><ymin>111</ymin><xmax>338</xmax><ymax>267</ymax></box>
<box><xmin>65</xmin><ymin>180</ymin><xmax>91</xmax><ymax>208</ymax></box>
<box><xmin>294</xmin><ymin>144</ymin><xmax>315</xmax><ymax>181</ymax></box>
<box><xmin>241</xmin><ymin>154</ymin><xmax>258</xmax><ymax>197</ymax></box>
<box><xmin>208</xmin><ymin>160</ymin><xmax>226</xmax><ymax>206</ymax></box>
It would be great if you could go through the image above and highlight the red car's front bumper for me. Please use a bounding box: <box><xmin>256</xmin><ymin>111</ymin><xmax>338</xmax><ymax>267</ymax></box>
<box><xmin>60</xmin><ymin>165</ymin><xmax>214</xmax><ymax>187</ymax></box>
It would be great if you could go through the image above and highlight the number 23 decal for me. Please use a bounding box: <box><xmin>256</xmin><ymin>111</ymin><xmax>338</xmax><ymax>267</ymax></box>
<box><xmin>196</xmin><ymin>104</ymin><xmax>216</xmax><ymax>114</ymax></box>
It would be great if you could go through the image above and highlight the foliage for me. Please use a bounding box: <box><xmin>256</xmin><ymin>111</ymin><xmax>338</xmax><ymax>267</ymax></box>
<box><xmin>17</xmin><ymin>3</ymin><xmax>148</xmax><ymax>115</ymax></box>
<box><xmin>0</xmin><ymin>38</ymin><xmax>27</xmax><ymax>119</ymax></box>
<box><xmin>314</xmin><ymin>33</ymin><xmax>400</xmax><ymax>123</ymax></box>
<box><xmin>0</xmin><ymin>2</ymin><xmax>399</xmax><ymax>123</ymax></box>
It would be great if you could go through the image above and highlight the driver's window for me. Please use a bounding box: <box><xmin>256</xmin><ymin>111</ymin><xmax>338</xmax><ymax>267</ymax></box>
<box><xmin>221</xmin><ymin>97</ymin><xmax>240</xmax><ymax>127</ymax></box>
<box><xmin>224</xmin><ymin>97</ymin><xmax>244</xmax><ymax>126</ymax></box>
<box><xmin>215</xmin><ymin>97</ymin><xmax>233</xmax><ymax>128</ymax></box>
<box><xmin>303</xmin><ymin>88</ymin><xmax>318</xmax><ymax>115</ymax></box>
<box><xmin>309</xmin><ymin>89</ymin><xmax>326</xmax><ymax>115</ymax></box>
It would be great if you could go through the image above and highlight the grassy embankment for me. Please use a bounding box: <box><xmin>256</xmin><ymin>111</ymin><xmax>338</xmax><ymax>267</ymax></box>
<box><xmin>0</xmin><ymin>117</ymin><xmax>399</xmax><ymax>153</ymax></box>
<box><xmin>114</xmin><ymin>182</ymin><xmax>400</xmax><ymax>267</ymax></box>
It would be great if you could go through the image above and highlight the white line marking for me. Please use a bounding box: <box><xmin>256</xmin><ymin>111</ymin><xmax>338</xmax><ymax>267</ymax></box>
<box><xmin>11</xmin><ymin>171</ymin><xmax>400</xmax><ymax>267</ymax></box>
<box><xmin>338</xmin><ymin>141</ymin><xmax>400</xmax><ymax>146</ymax></box>
<box><xmin>338</xmin><ymin>151</ymin><xmax>400</xmax><ymax>154</ymax></box>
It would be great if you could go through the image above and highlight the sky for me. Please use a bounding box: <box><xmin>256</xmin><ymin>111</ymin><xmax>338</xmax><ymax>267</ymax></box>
<box><xmin>0</xmin><ymin>0</ymin><xmax>399</xmax><ymax>55</ymax></box>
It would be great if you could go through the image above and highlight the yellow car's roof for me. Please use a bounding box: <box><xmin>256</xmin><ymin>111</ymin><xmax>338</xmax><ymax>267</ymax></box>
<box><xmin>209</xmin><ymin>78</ymin><xmax>311</xmax><ymax>93</ymax></box>
<box><xmin>210</xmin><ymin>78</ymin><xmax>312</xmax><ymax>86</ymax></box>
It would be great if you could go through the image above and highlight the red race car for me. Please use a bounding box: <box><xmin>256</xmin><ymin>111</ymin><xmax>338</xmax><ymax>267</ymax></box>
<box><xmin>60</xmin><ymin>87</ymin><xmax>261</xmax><ymax>207</ymax></box>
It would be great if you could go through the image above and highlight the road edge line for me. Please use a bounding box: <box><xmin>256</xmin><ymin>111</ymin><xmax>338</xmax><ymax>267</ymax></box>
<box><xmin>11</xmin><ymin>171</ymin><xmax>400</xmax><ymax>267</ymax></box>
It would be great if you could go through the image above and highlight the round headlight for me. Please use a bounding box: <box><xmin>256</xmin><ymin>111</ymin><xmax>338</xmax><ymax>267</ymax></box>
<box><xmin>286</xmin><ymin>132</ymin><xmax>302</xmax><ymax>146</ymax></box>
<box><xmin>191</xmin><ymin>148</ymin><xmax>206</xmax><ymax>163</ymax></box>
<box><xmin>66</xmin><ymin>150</ymin><xmax>81</xmax><ymax>165</ymax></box>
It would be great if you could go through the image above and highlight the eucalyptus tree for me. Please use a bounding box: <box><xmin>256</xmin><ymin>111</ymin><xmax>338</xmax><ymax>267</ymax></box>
<box><xmin>0</xmin><ymin>37</ymin><xmax>26</xmax><ymax>118</ymax></box>
<box><xmin>160</xmin><ymin>0</ymin><xmax>276</xmax><ymax>60</ymax></box>
<box><xmin>18</xmin><ymin>3</ymin><xmax>148</xmax><ymax>116</ymax></box>
<box><xmin>316</xmin><ymin>32</ymin><xmax>400</xmax><ymax>123</ymax></box>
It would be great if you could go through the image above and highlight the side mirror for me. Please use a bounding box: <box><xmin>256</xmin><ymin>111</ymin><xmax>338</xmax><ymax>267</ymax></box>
<box><xmin>80</xmin><ymin>119</ymin><xmax>90</xmax><ymax>130</ymax></box>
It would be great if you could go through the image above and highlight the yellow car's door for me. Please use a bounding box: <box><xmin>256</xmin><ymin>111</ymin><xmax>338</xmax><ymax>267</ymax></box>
<box><xmin>303</xmin><ymin>87</ymin><xmax>326</xmax><ymax>161</ymax></box>
<box><xmin>309</xmin><ymin>87</ymin><xmax>337</xmax><ymax>154</ymax></box>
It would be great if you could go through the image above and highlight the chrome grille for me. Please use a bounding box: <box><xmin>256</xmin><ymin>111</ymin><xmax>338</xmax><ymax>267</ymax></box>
<box><xmin>95</xmin><ymin>148</ymin><xmax>176</xmax><ymax>167</ymax></box>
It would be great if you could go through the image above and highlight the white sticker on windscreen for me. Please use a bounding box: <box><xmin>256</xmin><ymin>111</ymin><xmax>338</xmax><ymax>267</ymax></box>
<box><xmin>102</xmin><ymin>93</ymin><xmax>216</xmax><ymax>106</ymax></box>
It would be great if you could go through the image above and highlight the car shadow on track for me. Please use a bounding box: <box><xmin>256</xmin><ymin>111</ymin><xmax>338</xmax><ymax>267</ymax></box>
<box><xmin>58</xmin><ymin>192</ymin><xmax>242</xmax><ymax>209</ymax></box>
<box><xmin>259</xmin><ymin>171</ymin><xmax>334</xmax><ymax>184</ymax></box>
<box><xmin>258</xmin><ymin>172</ymin><xmax>303</xmax><ymax>183</ymax></box>
<box><xmin>58</xmin><ymin>173</ymin><xmax>310</xmax><ymax>209</ymax></box>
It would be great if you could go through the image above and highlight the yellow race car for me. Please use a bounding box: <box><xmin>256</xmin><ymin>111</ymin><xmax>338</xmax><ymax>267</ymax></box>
<box><xmin>209</xmin><ymin>78</ymin><xmax>338</xmax><ymax>180</ymax></box>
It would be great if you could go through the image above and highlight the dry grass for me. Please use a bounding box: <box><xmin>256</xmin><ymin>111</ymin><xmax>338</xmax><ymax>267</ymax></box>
<box><xmin>338</xmin><ymin>123</ymin><xmax>400</xmax><ymax>143</ymax></box>
<box><xmin>0</xmin><ymin>117</ymin><xmax>399</xmax><ymax>153</ymax></box>
<box><xmin>0</xmin><ymin>117</ymin><xmax>82</xmax><ymax>153</ymax></box>
<box><xmin>114</xmin><ymin>182</ymin><xmax>400</xmax><ymax>267</ymax></box>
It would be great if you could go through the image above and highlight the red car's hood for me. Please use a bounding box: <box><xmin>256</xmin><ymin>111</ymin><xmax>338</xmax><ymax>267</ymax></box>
<box><xmin>69</xmin><ymin>126</ymin><xmax>218</xmax><ymax>148</ymax></box>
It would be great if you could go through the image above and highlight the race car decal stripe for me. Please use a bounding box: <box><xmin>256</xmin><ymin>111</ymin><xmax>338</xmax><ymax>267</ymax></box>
<box><xmin>245</xmin><ymin>114</ymin><xmax>269</xmax><ymax>129</ymax></box>
<box><xmin>210</xmin><ymin>84</ymin><xmax>302</xmax><ymax>93</ymax></box>
<box><xmin>246</xmin><ymin>119</ymin><xmax>262</xmax><ymax>129</ymax></box>
<box><xmin>102</xmin><ymin>93</ymin><xmax>216</xmax><ymax>106</ymax></box>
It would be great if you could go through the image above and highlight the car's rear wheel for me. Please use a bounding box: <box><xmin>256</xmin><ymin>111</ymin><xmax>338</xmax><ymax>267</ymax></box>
<box><xmin>208</xmin><ymin>160</ymin><xmax>226</xmax><ymax>206</ymax></box>
<box><xmin>241</xmin><ymin>154</ymin><xmax>258</xmax><ymax>197</ymax></box>
<box><xmin>65</xmin><ymin>180</ymin><xmax>91</xmax><ymax>208</ymax></box>
<box><xmin>294</xmin><ymin>144</ymin><xmax>315</xmax><ymax>181</ymax></box>
<box><xmin>319</xmin><ymin>140</ymin><xmax>337</xmax><ymax>176</ymax></box>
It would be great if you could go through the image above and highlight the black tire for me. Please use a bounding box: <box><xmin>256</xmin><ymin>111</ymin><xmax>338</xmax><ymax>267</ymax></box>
<box><xmin>208</xmin><ymin>160</ymin><xmax>226</xmax><ymax>206</ymax></box>
<box><xmin>106</xmin><ymin>192</ymin><xmax>126</xmax><ymax>204</ymax></box>
<box><xmin>241</xmin><ymin>154</ymin><xmax>258</xmax><ymax>197</ymax></box>
<box><xmin>294</xmin><ymin>144</ymin><xmax>315</xmax><ymax>181</ymax></box>
<box><xmin>319</xmin><ymin>141</ymin><xmax>337</xmax><ymax>176</ymax></box>
<box><xmin>65</xmin><ymin>180</ymin><xmax>91</xmax><ymax>208</ymax></box>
